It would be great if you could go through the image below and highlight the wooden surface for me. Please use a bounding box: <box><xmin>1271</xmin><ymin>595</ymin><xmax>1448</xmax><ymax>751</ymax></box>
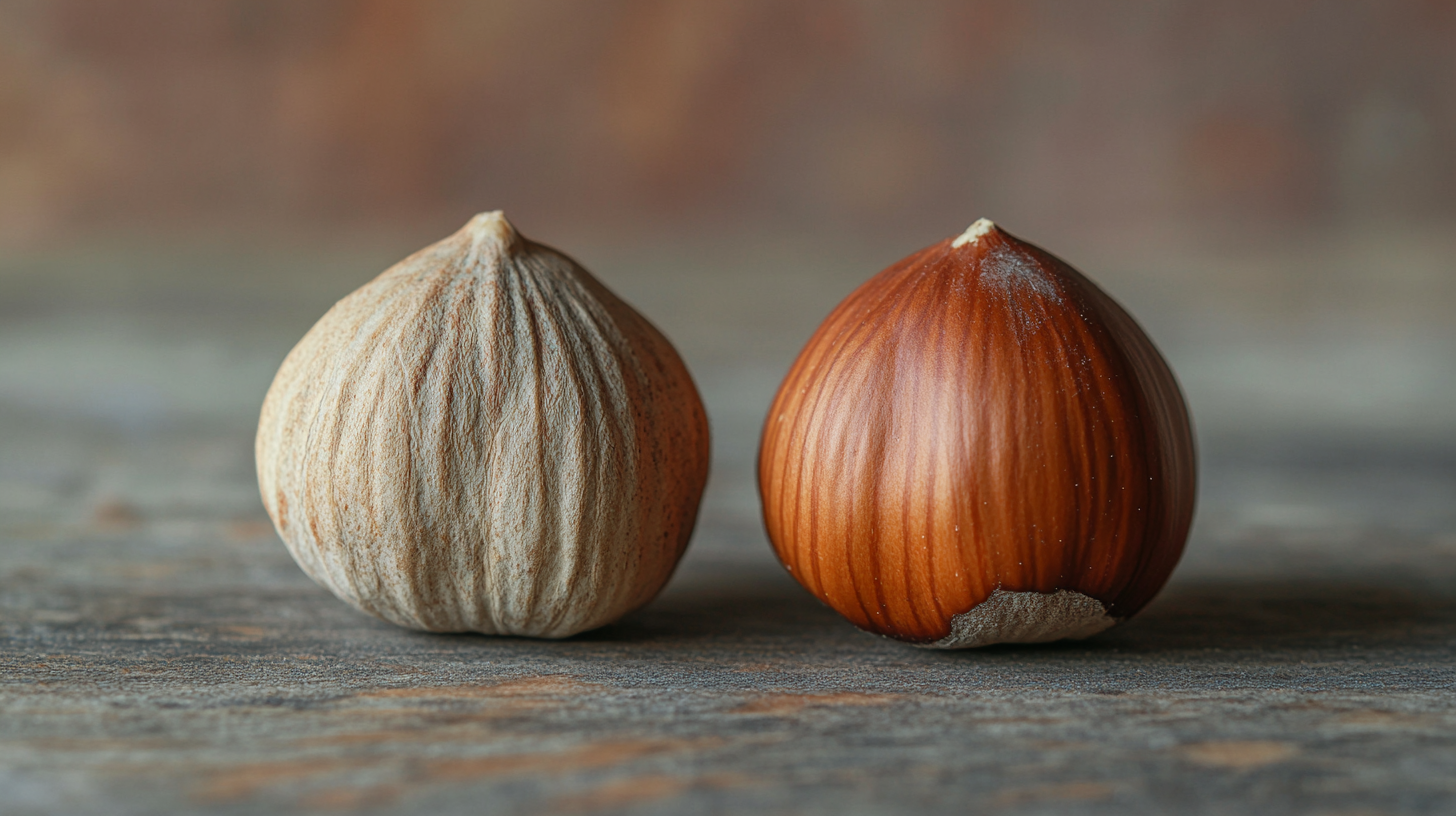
<box><xmin>2</xmin><ymin>226</ymin><xmax>1455</xmax><ymax>814</ymax></box>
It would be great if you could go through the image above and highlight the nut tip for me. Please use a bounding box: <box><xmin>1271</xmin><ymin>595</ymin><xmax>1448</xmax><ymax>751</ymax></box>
<box><xmin>951</xmin><ymin>218</ymin><xmax>997</xmax><ymax>249</ymax></box>
<box><xmin>463</xmin><ymin>210</ymin><xmax>520</xmax><ymax>252</ymax></box>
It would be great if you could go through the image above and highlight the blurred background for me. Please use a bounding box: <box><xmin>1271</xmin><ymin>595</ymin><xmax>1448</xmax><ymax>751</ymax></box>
<box><xmin>3</xmin><ymin>0</ymin><xmax>1456</xmax><ymax>239</ymax></box>
<box><xmin>1</xmin><ymin>0</ymin><xmax>1453</xmax><ymax>561</ymax></box>
<box><xmin>4</xmin><ymin>6</ymin><xmax>1456</xmax><ymax>811</ymax></box>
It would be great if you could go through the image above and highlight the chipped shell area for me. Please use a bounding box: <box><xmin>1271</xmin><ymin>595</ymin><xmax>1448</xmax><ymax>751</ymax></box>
<box><xmin>915</xmin><ymin>589</ymin><xmax>1118</xmax><ymax>649</ymax></box>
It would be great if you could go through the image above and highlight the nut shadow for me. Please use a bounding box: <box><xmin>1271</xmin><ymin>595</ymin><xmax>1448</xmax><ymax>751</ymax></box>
<box><xmin>587</xmin><ymin>564</ymin><xmax>1456</xmax><ymax>658</ymax></box>
<box><xmin>581</xmin><ymin>566</ymin><xmax>844</xmax><ymax>646</ymax></box>
<box><xmin>1096</xmin><ymin>577</ymin><xmax>1456</xmax><ymax>653</ymax></box>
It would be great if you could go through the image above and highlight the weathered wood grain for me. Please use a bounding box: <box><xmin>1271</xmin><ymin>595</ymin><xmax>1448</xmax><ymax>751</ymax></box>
<box><xmin>2</xmin><ymin>231</ymin><xmax>1455</xmax><ymax>815</ymax></box>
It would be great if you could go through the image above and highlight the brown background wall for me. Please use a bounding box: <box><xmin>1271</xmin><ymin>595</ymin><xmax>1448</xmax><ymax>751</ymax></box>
<box><xmin>2</xmin><ymin>0</ymin><xmax>1454</xmax><ymax>246</ymax></box>
<box><xmin>2</xmin><ymin>12</ymin><xmax>1455</xmax><ymax>811</ymax></box>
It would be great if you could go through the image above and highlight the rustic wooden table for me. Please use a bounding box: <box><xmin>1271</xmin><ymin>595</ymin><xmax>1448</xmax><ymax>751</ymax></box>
<box><xmin>3</xmin><ymin>225</ymin><xmax>1454</xmax><ymax>814</ymax></box>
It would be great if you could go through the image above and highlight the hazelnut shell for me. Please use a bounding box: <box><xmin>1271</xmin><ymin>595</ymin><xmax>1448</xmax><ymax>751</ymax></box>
<box><xmin>758</xmin><ymin>220</ymin><xmax>1196</xmax><ymax>647</ymax></box>
<box><xmin>256</xmin><ymin>213</ymin><xmax>710</xmax><ymax>638</ymax></box>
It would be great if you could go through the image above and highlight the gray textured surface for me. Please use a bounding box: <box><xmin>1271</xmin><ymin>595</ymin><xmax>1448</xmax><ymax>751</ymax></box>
<box><xmin>2</xmin><ymin>227</ymin><xmax>1455</xmax><ymax>814</ymax></box>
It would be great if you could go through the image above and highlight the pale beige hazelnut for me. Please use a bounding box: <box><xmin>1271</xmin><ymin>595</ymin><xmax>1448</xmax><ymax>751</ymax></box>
<box><xmin>256</xmin><ymin>212</ymin><xmax>710</xmax><ymax>638</ymax></box>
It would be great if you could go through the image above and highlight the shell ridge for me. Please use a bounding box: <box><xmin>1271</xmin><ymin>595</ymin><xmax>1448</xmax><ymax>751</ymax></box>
<box><xmin>474</xmin><ymin>266</ymin><xmax>517</xmax><ymax>633</ymax></box>
<box><xmin>566</xmin><ymin>293</ymin><xmax>643</xmax><ymax>630</ymax></box>
<box><xmin>889</xmin><ymin>275</ymin><xmax>943</xmax><ymax>638</ymax></box>
<box><xmin>571</xmin><ymin>268</ymin><xmax>671</xmax><ymax>624</ymax></box>
<box><xmin>800</xmin><ymin>297</ymin><xmax>886</xmax><ymax>624</ymax></box>
<box><xmin>917</xmin><ymin>263</ymin><xmax>963</xmax><ymax>634</ymax></box>
<box><xmin>520</xmin><ymin>261</ymin><xmax>612</xmax><ymax>636</ymax></box>
<box><xmin>492</xmin><ymin>262</ymin><xmax>551</xmax><ymax>633</ymax></box>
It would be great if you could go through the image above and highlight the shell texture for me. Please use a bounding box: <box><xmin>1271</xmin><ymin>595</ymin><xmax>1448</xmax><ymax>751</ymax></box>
<box><xmin>257</xmin><ymin>212</ymin><xmax>710</xmax><ymax>638</ymax></box>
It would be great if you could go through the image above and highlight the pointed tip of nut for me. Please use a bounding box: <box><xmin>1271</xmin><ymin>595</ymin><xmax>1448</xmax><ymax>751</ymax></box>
<box><xmin>951</xmin><ymin>218</ymin><xmax>998</xmax><ymax>249</ymax></box>
<box><xmin>462</xmin><ymin>210</ymin><xmax>521</xmax><ymax>253</ymax></box>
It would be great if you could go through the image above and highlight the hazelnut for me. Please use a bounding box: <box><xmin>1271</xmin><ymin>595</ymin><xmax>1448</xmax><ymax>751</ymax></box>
<box><xmin>759</xmin><ymin>219</ymin><xmax>1195</xmax><ymax>647</ymax></box>
<box><xmin>256</xmin><ymin>212</ymin><xmax>710</xmax><ymax>638</ymax></box>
